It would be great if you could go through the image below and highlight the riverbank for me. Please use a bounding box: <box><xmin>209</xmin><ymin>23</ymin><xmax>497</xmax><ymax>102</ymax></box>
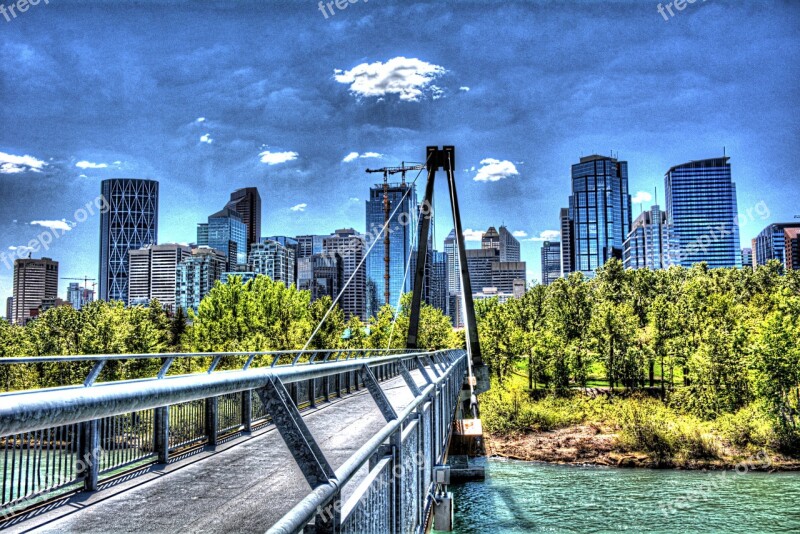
<box><xmin>485</xmin><ymin>424</ymin><xmax>800</xmax><ymax>471</ymax></box>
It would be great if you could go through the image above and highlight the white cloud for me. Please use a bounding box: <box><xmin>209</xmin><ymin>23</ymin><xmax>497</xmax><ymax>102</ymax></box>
<box><xmin>0</xmin><ymin>151</ymin><xmax>47</xmax><ymax>174</ymax></box>
<box><xmin>259</xmin><ymin>150</ymin><xmax>298</xmax><ymax>165</ymax></box>
<box><xmin>76</xmin><ymin>161</ymin><xmax>108</xmax><ymax>169</ymax></box>
<box><xmin>78</xmin><ymin>174</ymin><xmax>88</xmax><ymax>179</ymax></box>
<box><xmin>200</xmin><ymin>133</ymin><xmax>213</xmax><ymax>144</ymax></box>
<box><xmin>361</xmin><ymin>152</ymin><xmax>382</xmax><ymax>159</ymax></box>
<box><xmin>8</xmin><ymin>245</ymin><xmax>32</xmax><ymax>252</ymax></box>
<box><xmin>528</xmin><ymin>230</ymin><xmax>561</xmax><ymax>242</ymax></box>
<box><xmin>473</xmin><ymin>158</ymin><xmax>519</xmax><ymax>182</ymax></box>
<box><xmin>512</xmin><ymin>230</ymin><xmax>528</xmax><ymax>238</ymax></box>
<box><xmin>30</xmin><ymin>219</ymin><xmax>73</xmax><ymax>232</ymax></box>
<box><xmin>196</xmin><ymin>117</ymin><xmax>206</xmax><ymax>123</ymax></box>
<box><xmin>334</xmin><ymin>57</ymin><xmax>447</xmax><ymax>102</ymax></box>
<box><xmin>349</xmin><ymin>197</ymin><xmax>360</xmax><ymax>202</ymax></box>
<box><xmin>632</xmin><ymin>191</ymin><xmax>653</xmax><ymax>204</ymax></box>
<box><xmin>459</xmin><ymin>86</ymin><xmax>470</xmax><ymax>92</ymax></box>
<box><xmin>290</xmin><ymin>203</ymin><xmax>307</xmax><ymax>212</ymax></box>
<box><xmin>343</xmin><ymin>151</ymin><xmax>384</xmax><ymax>163</ymax></box>
<box><xmin>462</xmin><ymin>228</ymin><xmax>484</xmax><ymax>241</ymax></box>
<box><xmin>343</xmin><ymin>152</ymin><xmax>359</xmax><ymax>163</ymax></box>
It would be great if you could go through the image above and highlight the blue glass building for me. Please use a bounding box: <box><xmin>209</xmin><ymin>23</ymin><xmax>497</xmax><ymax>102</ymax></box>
<box><xmin>198</xmin><ymin>206</ymin><xmax>247</xmax><ymax>268</ymax></box>
<box><xmin>665</xmin><ymin>157</ymin><xmax>740</xmax><ymax>268</ymax></box>
<box><xmin>365</xmin><ymin>182</ymin><xmax>417</xmax><ymax>318</ymax></box>
<box><xmin>567</xmin><ymin>155</ymin><xmax>631</xmax><ymax>276</ymax></box>
<box><xmin>753</xmin><ymin>223</ymin><xmax>799</xmax><ymax>266</ymax></box>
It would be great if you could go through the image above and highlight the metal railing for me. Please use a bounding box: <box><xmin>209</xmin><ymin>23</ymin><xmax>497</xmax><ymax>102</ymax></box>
<box><xmin>0</xmin><ymin>348</ymin><xmax>466</xmax><ymax>533</ymax></box>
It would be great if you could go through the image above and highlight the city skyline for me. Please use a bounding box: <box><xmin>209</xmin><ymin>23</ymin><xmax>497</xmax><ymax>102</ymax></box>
<box><xmin>1</xmin><ymin>1</ymin><xmax>798</xmax><ymax>304</ymax></box>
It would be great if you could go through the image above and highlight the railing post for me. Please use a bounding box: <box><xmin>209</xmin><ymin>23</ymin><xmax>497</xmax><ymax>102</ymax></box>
<box><xmin>79</xmin><ymin>419</ymin><xmax>100</xmax><ymax>491</ymax></box>
<box><xmin>391</xmin><ymin>428</ymin><xmax>403</xmax><ymax>534</ymax></box>
<box><xmin>205</xmin><ymin>396</ymin><xmax>218</xmax><ymax>447</ymax></box>
<box><xmin>154</xmin><ymin>406</ymin><xmax>169</xmax><ymax>463</ymax></box>
<box><xmin>242</xmin><ymin>391</ymin><xmax>253</xmax><ymax>432</ymax></box>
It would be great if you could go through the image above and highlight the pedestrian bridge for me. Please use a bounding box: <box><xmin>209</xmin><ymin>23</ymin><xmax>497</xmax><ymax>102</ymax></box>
<box><xmin>0</xmin><ymin>348</ymin><xmax>469</xmax><ymax>533</ymax></box>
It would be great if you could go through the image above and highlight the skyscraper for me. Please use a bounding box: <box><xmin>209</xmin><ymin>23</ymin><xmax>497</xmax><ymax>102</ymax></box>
<box><xmin>67</xmin><ymin>283</ymin><xmax>94</xmax><ymax>310</ymax></box>
<box><xmin>481</xmin><ymin>226</ymin><xmax>500</xmax><ymax>252</ymax></box>
<box><xmin>665</xmin><ymin>157</ymin><xmax>740</xmax><ymax>268</ymax></box>
<box><xmin>99</xmin><ymin>179</ymin><xmax>159</xmax><ymax>302</ymax></box>
<box><xmin>297</xmin><ymin>254</ymin><xmax>342</xmax><ymax>302</ymax></box>
<box><xmin>623</xmin><ymin>205</ymin><xmax>678</xmax><ymax>270</ymax></box>
<box><xmin>567</xmin><ymin>155</ymin><xmax>631</xmax><ymax>277</ymax></box>
<box><xmin>541</xmin><ymin>241</ymin><xmax>561</xmax><ymax>285</ymax></box>
<box><xmin>248</xmin><ymin>239</ymin><xmax>295</xmax><ymax>286</ymax></box>
<box><xmin>12</xmin><ymin>257</ymin><xmax>58</xmax><ymax>325</ymax></box>
<box><xmin>127</xmin><ymin>244</ymin><xmax>191</xmax><ymax>309</ymax></box>
<box><xmin>443</xmin><ymin>230</ymin><xmax>462</xmax><ymax>327</ymax></box>
<box><xmin>365</xmin><ymin>181</ymin><xmax>417</xmax><ymax>317</ymax></box>
<box><xmin>753</xmin><ymin>223</ymin><xmax>800</xmax><ymax>267</ymax></box>
<box><xmin>5</xmin><ymin>297</ymin><xmax>12</xmax><ymax>323</ymax></box>
<box><xmin>429</xmin><ymin>250</ymin><xmax>448</xmax><ymax>314</ymax></box>
<box><xmin>226</xmin><ymin>187</ymin><xmax>261</xmax><ymax>252</ymax></box>
<box><xmin>296</xmin><ymin>235</ymin><xmax>325</xmax><ymax>259</ymax></box>
<box><xmin>741</xmin><ymin>248</ymin><xmax>753</xmax><ymax>270</ymax></box>
<box><xmin>176</xmin><ymin>247</ymin><xmax>227</xmax><ymax>312</ymax></box>
<box><xmin>560</xmin><ymin>207</ymin><xmax>573</xmax><ymax>276</ymax></box>
<box><xmin>498</xmin><ymin>225</ymin><xmax>521</xmax><ymax>262</ymax></box>
<box><xmin>203</xmin><ymin>206</ymin><xmax>247</xmax><ymax>268</ymax></box>
<box><xmin>323</xmin><ymin>229</ymin><xmax>366</xmax><ymax>320</ymax></box>
<box><xmin>466</xmin><ymin>248</ymin><xmax>525</xmax><ymax>294</ymax></box>
<box><xmin>785</xmin><ymin>229</ymin><xmax>800</xmax><ymax>271</ymax></box>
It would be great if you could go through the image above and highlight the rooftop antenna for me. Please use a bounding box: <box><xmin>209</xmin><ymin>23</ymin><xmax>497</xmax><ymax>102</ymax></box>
<box><xmin>655</xmin><ymin>186</ymin><xmax>658</xmax><ymax>206</ymax></box>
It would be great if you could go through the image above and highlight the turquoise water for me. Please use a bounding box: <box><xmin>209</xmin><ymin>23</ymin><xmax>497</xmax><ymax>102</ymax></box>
<box><xmin>449</xmin><ymin>459</ymin><xmax>800</xmax><ymax>533</ymax></box>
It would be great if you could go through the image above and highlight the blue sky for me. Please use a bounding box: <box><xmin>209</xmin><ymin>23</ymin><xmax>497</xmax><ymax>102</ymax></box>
<box><xmin>1</xmin><ymin>0</ymin><xmax>799</xmax><ymax>303</ymax></box>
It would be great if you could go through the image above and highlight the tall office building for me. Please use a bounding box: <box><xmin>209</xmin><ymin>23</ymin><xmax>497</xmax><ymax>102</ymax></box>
<box><xmin>443</xmin><ymin>230</ymin><xmax>462</xmax><ymax>327</ymax></box>
<box><xmin>226</xmin><ymin>188</ymin><xmax>261</xmax><ymax>251</ymax></box>
<box><xmin>365</xmin><ymin>181</ymin><xmax>417</xmax><ymax>317</ymax></box>
<box><xmin>201</xmin><ymin>206</ymin><xmax>247</xmax><ymax>268</ymax></box>
<box><xmin>482</xmin><ymin>227</ymin><xmax>500</xmax><ymax>252</ymax></box>
<box><xmin>498</xmin><ymin>226</ymin><xmax>521</xmax><ymax>262</ymax></box>
<box><xmin>67</xmin><ymin>283</ymin><xmax>94</xmax><ymax>311</ymax></box>
<box><xmin>567</xmin><ymin>155</ymin><xmax>631</xmax><ymax>277</ymax></box>
<box><xmin>5</xmin><ymin>297</ymin><xmax>12</xmax><ymax>322</ymax></box>
<box><xmin>176</xmin><ymin>247</ymin><xmax>227</xmax><ymax>312</ymax></box>
<box><xmin>560</xmin><ymin>208</ymin><xmax>573</xmax><ymax>276</ymax></box>
<box><xmin>753</xmin><ymin>223</ymin><xmax>800</xmax><ymax>267</ymax></box>
<box><xmin>99</xmin><ymin>179</ymin><xmax>158</xmax><ymax>302</ymax></box>
<box><xmin>541</xmin><ymin>241</ymin><xmax>561</xmax><ymax>285</ymax></box>
<box><xmin>466</xmin><ymin>248</ymin><xmax>525</xmax><ymax>294</ymax></box>
<box><xmin>665</xmin><ymin>157</ymin><xmax>740</xmax><ymax>268</ymax></box>
<box><xmin>429</xmin><ymin>251</ymin><xmax>448</xmax><ymax>314</ymax></box>
<box><xmin>248</xmin><ymin>239</ymin><xmax>295</xmax><ymax>286</ymax></box>
<box><xmin>127</xmin><ymin>244</ymin><xmax>191</xmax><ymax>309</ymax></box>
<box><xmin>623</xmin><ymin>205</ymin><xmax>678</xmax><ymax>270</ymax></box>
<box><xmin>784</xmin><ymin>228</ymin><xmax>800</xmax><ymax>271</ymax></box>
<box><xmin>741</xmin><ymin>248</ymin><xmax>753</xmax><ymax>270</ymax></box>
<box><xmin>12</xmin><ymin>257</ymin><xmax>58</xmax><ymax>325</ymax></box>
<box><xmin>323</xmin><ymin>229</ymin><xmax>366</xmax><ymax>320</ymax></box>
<box><xmin>296</xmin><ymin>235</ymin><xmax>325</xmax><ymax>259</ymax></box>
<box><xmin>297</xmin><ymin>254</ymin><xmax>342</xmax><ymax>302</ymax></box>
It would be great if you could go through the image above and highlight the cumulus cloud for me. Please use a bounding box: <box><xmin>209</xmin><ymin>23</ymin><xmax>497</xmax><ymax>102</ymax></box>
<box><xmin>196</xmin><ymin>117</ymin><xmax>206</xmax><ymax>123</ymax></box>
<box><xmin>631</xmin><ymin>191</ymin><xmax>653</xmax><ymax>204</ymax></box>
<box><xmin>200</xmin><ymin>133</ymin><xmax>213</xmax><ymax>144</ymax></box>
<box><xmin>512</xmin><ymin>230</ymin><xmax>528</xmax><ymax>238</ymax></box>
<box><xmin>30</xmin><ymin>219</ymin><xmax>73</xmax><ymax>232</ymax></box>
<box><xmin>343</xmin><ymin>151</ymin><xmax>383</xmax><ymax>163</ymax></box>
<box><xmin>290</xmin><ymin>203</ymin><xmax>307</xmax><ymax>212</ymax></box>
<box><xmin>349</xmin><ymin>197</ymin><xmax>360</xmax><ymax>202</ymax></box>
<box><xmin>528</xmin><ymin>230</ymin><xmax>561</xmax><ymax>242</ymax></box>
<box><xmin>0</xmin><ymin>151</ymin><xmax>47</xmax><ymax>174</ymax></box>
<box><xmin>259</xmin><ymin>150</ymin><xmax>298</xmax><ymax>165</ymax></box>
<box><xmin>459</xmin><ymin>86</ymin><xmax>470</xmax><ymax>92</ymax></box>
<box><xmin>76</xmin><ymin>161</ymin><xmax>108</xmax><ymax>169</ymax></box>
<box><xmin>473</xmin><ymin>158</ymin><xmax>519</xmax><ymax>182</ymax></box>
<box><xmin>334</xmin><ymin>57</ymin><xmax>447</xmax><ymax>102</ymax></box>
<box><xmin>462</xmin><ymin>228</ymin><xmax>484</xmax><ymax>241</ymax></box>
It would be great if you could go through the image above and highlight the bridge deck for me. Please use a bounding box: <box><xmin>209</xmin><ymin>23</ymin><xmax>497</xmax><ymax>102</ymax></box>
<box><xmin>8</xmin><ymin>368</ymin><xmax>432</xmax><ymax>533</ymax></box>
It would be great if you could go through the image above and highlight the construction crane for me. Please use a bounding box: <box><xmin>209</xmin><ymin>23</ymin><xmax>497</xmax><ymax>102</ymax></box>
<box><xmin>61</xmin><ymin>276</ymin><xmax>97</xmax><ymax>293</ymax></box>
<box><xmin>365</xmin><ymin>162</ymin><xmax>424</xmax><ymax>306</ymax></box>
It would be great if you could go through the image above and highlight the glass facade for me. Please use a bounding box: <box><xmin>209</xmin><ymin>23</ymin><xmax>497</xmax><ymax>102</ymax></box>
<box><xmin>99</xmin><ymin>179</ymin><xmax>159</xmax><ymax>302</ymax></box>
<box><xmin>365</xmin><ymin>182</ymin><xmax>417</xmax><ymax>318</ymax></box>
<box><xmin>568</xmin><ymin>156</ymin><xmax>631</xmax><ymax>277</ymax></box>
<box><xmin>665</xmin><ymin>158</ymin><xmax>740</xmax><ymax>268</ymax></box>
<box><xmin>206</xmin><ymin>207</ymin><xmax>247</xmax><ymax>267</ymax></box>
<box><xmin>623</xmin><ymin>205</ymin><xmax>679</xmax><ymax>270</ymax></box>
<box><xmin>541</xmin><ymin>241</ymin><xmax>561</xmax><ymax>285</ymax></box>
<box><xmin>176</xmin><ymin>247</ymin><xmax>226</xmax><ymax>312</ymax></box>
<box><xmin>248</xmin><ymin>239</ymin><xmax>295</xmax><ymax>286</ymax></box>
<box><xmin>753</xmin><ymin>223</ymin><xmax>799</xmax><ymax>266</ymax></box>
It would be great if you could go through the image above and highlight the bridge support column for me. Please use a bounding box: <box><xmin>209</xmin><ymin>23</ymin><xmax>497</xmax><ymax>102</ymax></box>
<box><xmin>154</xmin><ymin>406</ymin><xmax>169</xmax><ymax>463</ymax></box>
<box><xmin>78</xmin><ymin>419</ymin><xmax>99</xmax><ymax>491</ymax></box>
<box><xmin>205</xmin><ymin>396</ymin><xmax>218</xmax><ymax>447</ymax></box>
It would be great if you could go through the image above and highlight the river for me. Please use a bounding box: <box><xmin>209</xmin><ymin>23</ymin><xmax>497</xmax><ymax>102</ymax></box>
<box><xmin>444</xmin><ymin>458</ymin><xmax>800</xmax><ymax>533</ymax></box>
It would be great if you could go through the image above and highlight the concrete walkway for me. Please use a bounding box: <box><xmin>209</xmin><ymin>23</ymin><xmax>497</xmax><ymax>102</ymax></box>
<box><xmin>7</xmin><ymin>367</ymin><xmax>431</xmax><ymax>533</ymax></box>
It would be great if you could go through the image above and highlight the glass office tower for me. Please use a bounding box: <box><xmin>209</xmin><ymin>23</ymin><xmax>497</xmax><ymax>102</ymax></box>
<box><xmin>568</xmin><ymin>155</ymin><xmax>631</xmax><ymax>277</ymax></box>
<box><xmin>365</xmin><ymin>181</ymin><xmax>417</xmax><ymax>318</ymax></box>
<box><xmin>665</xmin><ymin>157</ymin><xmax>740</xmax><ymax>268</ymax></box>
<box><xmin>99</xmin><ymin>178</ymin><xmax>159</xmax><ymax>302</ymax></box>
<box><xmin>205</xmin><ymin>206</ymin><xmax>247</xmax><ymax>268</ymax></box>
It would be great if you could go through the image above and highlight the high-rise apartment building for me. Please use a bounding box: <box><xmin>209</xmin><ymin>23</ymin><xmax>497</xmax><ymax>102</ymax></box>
<box><xmin>741</xmin><ymin>248</ymin><xmax>753</xmax><ymax>270</ymax></box>
<box><xmin>5</xmin><ymin>297</ymin><xmax>12</xmax><ymax>322</ymax></box>
<box><xmin>567</xmin><ymin>155</ymin><xmax>631</xmax><ymax>277</ymax></box>
<box><xmin>298</xmin><ymin>254</ymin><xmax>342</xmax><ymax>302</ymax></box>
<box><xmin>12</xmin><ymin>257</ymin><xmax>58</xmax><ymax>325</ymax></box>
<box><xmin>127</xmin><ymin>244</ymin><xmax>191</xmax><ymax>309</ymax></box>
<box><xmin>296</xmin><ymin>235</ymin><xmax>325</xmax><ymax>259</ymax></box>
<box><xmin>67</xmin><ymin>283</ymin><xmax>94</xmax><ymax>311</ymax></box>
<box><xmin>365</xmin><ymin>181</ymin><xmax>417</xmax><ymax>317</ymax></box>
<box><xmin>560</xmin><ymin>208</ymin><xmax>573</xmax><ymax>276</ymax></box>
<box><xmin>226</xmin><ymin>188</ymin><xmax>261</xmax><ymax>251</ymax></box>
<box><xmin>785</xmin><ymin>228</ymin><xmax>800</xmax><ymax>271</ymax></box>
<box><xmin>753</xmin><ymin>223</ymin><xmax>800</xmax><ymax>267</ymax></box>
<box><xmin>665</xmin><ymin>157</ymin><xmax>740</xmax><ymax>268</ymax></box>
<box><xmin>541</xmin><ymin>241</ymin><xmax>561</xmax><ymax>285</ymax></box>
<box><xmin>322</xmin><ymin>229</ymin><xmax>366</xmax><ymax>320</ymax></box>
<box><xmin>99</xmin><ymin>179</ymin><xmax>158</xmax><ymax>302</ymax></box>
<box><xmin>430</xmin><ymin>251</ymin><xmax>448</xmax><ymax>314</ymax></box>
<box><xmin>176</xmin><ymin>247</ymin><xmax>227</xmax><ymax>312</ymax></box>
<box><xmin>623</xmin><ymin>205</ymin><xmax>678</xmax><ymax>270</ymax></box>
<box><xmin>248</xmin><ymin>239</ymin><xmax>295</xmax><ymax>286</ymax></box>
